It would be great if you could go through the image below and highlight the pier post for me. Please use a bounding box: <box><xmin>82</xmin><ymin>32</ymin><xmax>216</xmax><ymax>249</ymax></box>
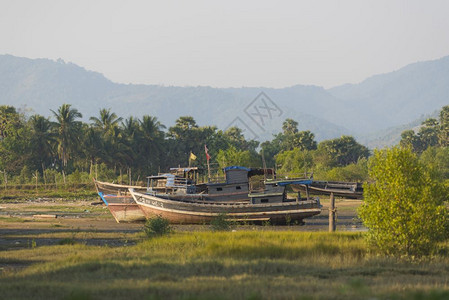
<box><xmin>329</xmin><ymin>192</ymin><xmax>336</xmax><ymax>232</ymax></box>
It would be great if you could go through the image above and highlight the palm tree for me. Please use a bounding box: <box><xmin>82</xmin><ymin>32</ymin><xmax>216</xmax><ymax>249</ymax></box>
<box><xmin>137</xmin><ymin>116</ymin><xmax>165</xmax><ymax>174</ymax></box>
<box><xmin>108</xmin><ymin>126</ymin><xmax>133</xmax><ymax>183</ymax></box>
<box><xmin>81</xmin><ymin>125</ymin><xmax>104</xmax><ymax>177</ymax></box>
<box><xmin>120</xmin><ymin>117</ymin><xmax>141</xmax><ymax>180</ymax></box>
<box><xmin>90</xmin><ymin>108</ymin><xmax>122</xmax><ymax>136</ymax></box>
<box><xmin>282</xmin><ymin>118</ymin><xmax>299</xmax><ymax>135</ymax></box>
<box><xmin>51</xmin><ymin>104</ymin><xmax>83</xmax><ymax>168</ymax></box>
<box><xmin>122</xmin><ymin>116</ymin><xmax>139</xmax><ymax>141</ymax></box>
<box><xmin>29</xmin><ymin>115</ymin><xmax>56</xmax><ymax>174</ymax></box>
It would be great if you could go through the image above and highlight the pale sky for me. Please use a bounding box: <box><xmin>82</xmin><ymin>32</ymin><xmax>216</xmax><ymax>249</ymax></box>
<box><xmin>1</xmin><ymin>0</ymin><xmax>449</xmax><ymax>88</ymax></box>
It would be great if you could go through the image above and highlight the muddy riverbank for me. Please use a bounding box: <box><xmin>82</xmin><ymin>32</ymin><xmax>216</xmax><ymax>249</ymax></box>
<box><xmin>0</xmin><ymin>198</ymin><xmax>364</xmax><ymax>251</ymax></box>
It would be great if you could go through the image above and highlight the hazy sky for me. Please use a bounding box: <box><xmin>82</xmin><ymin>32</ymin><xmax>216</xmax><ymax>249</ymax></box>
<box><xmin>1</xmin><ymin>0</ymin><xmax>449</xmax><ymax>88</ymax></box>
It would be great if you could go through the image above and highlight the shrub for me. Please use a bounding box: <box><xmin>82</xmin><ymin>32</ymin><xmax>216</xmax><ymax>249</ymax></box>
<box><xmin>210</xmin><ymin>213</ymin><xmax>232</xmax><ymax>231</ymax></box>
<box><xmin>358</xmin><ymin>147</ymin><xmax>449</xmax><ymax>257</ymax></box>
<box><xmin>66</xmin><ymin>170</ymin><xmax>91</xmax><ymax>184</ymax></box>
<box><xmin>144</xmin><ymin>215</ymin><xmax>172</xmax><ymax>237</ymax></box>
<box><xmin>324</xmin><ymin>158</ymin><xmax>368</xmax><ymax>182</ymax></box>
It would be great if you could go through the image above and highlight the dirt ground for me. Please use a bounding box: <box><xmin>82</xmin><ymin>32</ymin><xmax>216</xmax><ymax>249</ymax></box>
<box><xmin>0</xmin><ymin>198</ymin><xmax>364</xmax><ymax>251</ymax></box>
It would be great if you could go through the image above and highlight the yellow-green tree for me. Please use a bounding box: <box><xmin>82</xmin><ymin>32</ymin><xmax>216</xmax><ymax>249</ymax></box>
<box><xmin>216</xmin><ymin>146</ymin><xmax>261</xmax><ymax>169</ymax></box>
<box><xmin>359</xmin><ymin>147</ymin><xmax>449</xmax><ymax>256</ymax></box>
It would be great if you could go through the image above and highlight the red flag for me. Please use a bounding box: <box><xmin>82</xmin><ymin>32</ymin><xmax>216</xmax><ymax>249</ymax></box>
<box><xmin>205</xmin><ymin>144</ymin><xmax>211</xmax><ymax>161</ymax></box>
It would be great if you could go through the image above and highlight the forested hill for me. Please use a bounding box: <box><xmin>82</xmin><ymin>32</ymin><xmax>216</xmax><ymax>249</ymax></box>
<box><xmin>1</xmin><ymin>54</ymin><xmax>449</xmax><ymax>145</ymax></box>
<box><xmin>328</xmin><ymin>56</ymin><xmax>449</xmax><ymax>133</ymax></box>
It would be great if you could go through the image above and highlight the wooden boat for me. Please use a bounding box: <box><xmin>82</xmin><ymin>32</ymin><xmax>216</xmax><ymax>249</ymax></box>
<box><xmin>292</xmin><ymin>180</ymin><xmax>363</xmax><ymax>199</ymax></box>
<box><xmin>93</xmin><ymin>179</ymin><xmax>146</xmax><ymax>223</ymax></box>
<box><xmin>130</xmin><ymin>167</ymin><xmax>322</xmax><ymax>224</ymax></box>
<box><xmin>93</xmin><ymin>168</ymin><xmax>202</xmax><ymax>222</ymax></box>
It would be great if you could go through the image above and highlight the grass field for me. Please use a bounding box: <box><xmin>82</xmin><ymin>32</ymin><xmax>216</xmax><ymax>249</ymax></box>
<box><xmin>1</xmin><ymin>230</ymin><xmax>449</xmax><ymax>300</ymax></box>
<box><xmin>1</xmin><ymin>198</ymin><xmax>449</xmax><ymax>299</ymax></box>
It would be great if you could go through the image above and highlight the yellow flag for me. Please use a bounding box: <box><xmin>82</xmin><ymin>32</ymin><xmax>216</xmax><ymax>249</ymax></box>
<box><xmin>189</xmin><ymin>152</ymin><xmax>197</xmax><ymax>161</ymax></box>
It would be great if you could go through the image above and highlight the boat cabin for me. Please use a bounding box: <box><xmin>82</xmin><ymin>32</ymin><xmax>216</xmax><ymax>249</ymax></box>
<box><xmin>249</xmin><ymin>178</ymin><xmax>313</xmax><ymax>204</ymax></box>
<box><xmin>146</xmin><ymin>173</ymin><xmax>196</xmax><ymax>195</ymax></box>
<box><xmin>249</xmin><ymin>181</ymin><xmax>285</xmax><ymax>204</ymax></box>
<box><xmin>205</xmin><ymin>166</ymin><xmax>250</xmax><ymax>202</ymax></box>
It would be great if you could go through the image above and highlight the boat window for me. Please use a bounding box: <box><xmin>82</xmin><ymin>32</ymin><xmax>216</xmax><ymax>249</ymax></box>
<box><xmin>236</xmin><ymin>186</ymin><xmax>241</xmax><ymax>190</ymax></box>
<box><xmin>261</xmin><ymin>199</ymin><xmax>269</xmax><ymax>203</ymax></box>
<box><xmin>216</xmin><ymin>187</ymin><xmax>223</xmax><ymax>191</ymax></box>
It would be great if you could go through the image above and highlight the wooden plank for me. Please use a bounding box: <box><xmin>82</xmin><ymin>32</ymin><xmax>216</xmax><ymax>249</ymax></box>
<box><xmin>33</xmin><ymin>214</ymin><xmax>57</xmax><ymax>219</ymax></box>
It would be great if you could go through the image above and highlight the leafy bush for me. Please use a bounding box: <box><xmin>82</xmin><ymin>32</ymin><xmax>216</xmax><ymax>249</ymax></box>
<box><xmin>358</xmin><ymin>147</ymin><xmax>449</xmax><ymax>257</ymax></box>
<box><xmin>324</xmin><ymin>158</ymin><xmax>368</xmax><ymax>182</ymax></box>
<box><xmin>144</xmin><ymin>215</ymin><xmax>172</xmax><ymax>237</ymax></box>
<box><xmin>210</xmin><ymin>213</ymin><xmax>232</xmax><ymax>231</ymax></box>
<box><xmin>67</xmin><ymin>169</ymin><xmax>90</xmax><ymax>184</ymax></box>
<box><xmin>95</xmin><ymin>163</ymin><xmax>116</xmax><ymax>182</ymax></box>
<box><xmin>43</xmin><ymin>169</ymin><xmax>64</xmax><ymax>185</ymax></box>
<box><xmin>13</xmin><ymin>165</ymin><xmax>32</xmax><ymax>184</ymax></box>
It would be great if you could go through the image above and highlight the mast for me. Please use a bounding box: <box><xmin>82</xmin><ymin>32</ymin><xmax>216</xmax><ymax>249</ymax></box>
<box><xmin>261</xmin><ymin>149</ymin><xmax>268</xmax><ymax>181</ymax></box>
<box><xmin>205</xmin><ymin>144</ymin><xmax>211</xmax><ymax>182</ymax></box>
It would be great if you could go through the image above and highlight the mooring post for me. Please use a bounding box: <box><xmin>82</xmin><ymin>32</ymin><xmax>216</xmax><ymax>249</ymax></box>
<box><xmin>329</xmin><ymin>192</ymin><xmax>336</xmax><ymax>232</ymax></box>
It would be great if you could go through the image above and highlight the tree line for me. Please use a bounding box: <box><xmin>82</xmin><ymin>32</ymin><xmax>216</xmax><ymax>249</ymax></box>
<box><xmin>2</xmin><ymin>103</ymin><xmax>448</xmax><ymax>186</ymax></box>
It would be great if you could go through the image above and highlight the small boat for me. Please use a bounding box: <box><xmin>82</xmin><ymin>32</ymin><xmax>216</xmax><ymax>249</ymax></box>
<box><xmin>292</xmin><ymin>180</ymin><xmax>363</xmax><ymax>199</ymax></box>
<box><xmin>129</xmin><ymin>167</ymin><xmax>322</xmax><ymax>224</ymax></box>
<box><xmin>93</xmin><ymin>179</ymin><xmax>146</xmax><ymax>223</ymax></box>
<box><xmin>92</xmin><ymin>168</ymin><xmax>201</xmax><ymax>222</ymax></box>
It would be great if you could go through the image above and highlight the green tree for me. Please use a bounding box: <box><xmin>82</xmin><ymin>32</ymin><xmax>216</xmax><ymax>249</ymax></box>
<box><xmin>81</xmin><ymin>125</ymin><xmax>104</xmax><ymax>176</ymax></box>
<box><xmin>439</xmin><ymin>105</ymin><xmax>449</xmax><ymax>147</ymax></box>
<box><xmin>90</xmin><ymin>108</ymin><xmax>123</xmax><ymax>136</ymax></box>
<box><xmin>275</xmin><ymin>148</ymin><xmax>314</xmax><ymax>175</ymax></box>
<box><xmin>0</xmin><ymin>106</ymin><xmax>21</xmax><ymax>140</ymax></box>
<box><xmin>282</xmin><ymin>118</ymin><xmax>299</xmax><ymax>134</ymax></box>
<box><xmin>167</xmin><ymin>116</ymin><xmax>219</xmax><ymax>167</ymax></box>
<box><xmin>420</xmin><ymin>146</ymin><xmax>449</xmax><ymax>181</ymax></box>
<box><xmin>359</xmin><ymin>147</ymin><xmax>449</xmax><ymax>256</ymax></box>
<box><xmin>51</xmin><ymin>104</ymin><xmax>83</xmax><ymax>169</ymax></box>
<box><xmin>400</xmin><ymin>118</ymin><xmax>440</xmax><ymax>153</ymax></box>
<box><xmin>29</xmin><ymin>115</ymin><xmax>56</xmax><ymax>173</ymax></box>
<box><xmin>418</xmin><ymin>122</ymin><xmax>439</xmax><ymax>150</ymax></box>
<box><xmin>260</xmin><ymin>139</ymin><xmax>281</xmax><ymax>168</ymax></box>
<box><xmin>0</xmin><ymin>106</ymin><xmax>31</xmax><ymax>173</ymax></box>
<box><xmin>324</xmin><ymin>158</ymin><xmax>368</xmax><ymax>182</ymax></box>
<box><xmin>278</xmin><ymin>119</ymin><xmax>317</xmax><ymax>152</ymax></box>
<box><xmin>223</xmin><ymin>127</ymin><xmax>259</xmax><ymax>152</ymax></box>
<box><xmin>400</xmin><ymin>130</ymin><xmax>421</xmax><ymax>152</ymax></box>
<box><xmin>120</xmin><ymin>116</ymin><xmax>141</xmax><ymax>177</ymax></box>
<box><xmin>137</xmin><ymin>115</ymin><xmax>165</xmax><ymax>174</ymax></box>
<box><xmin>293</xmin><ymin>130</ymin><xmax>317</xmax><ymax>151</ymax></box>
<box><xmin>217</xmin><ymin>146</ymin><xmax>261</xmax><ymax>169</ymax></box>
<box><xmin>317</xmin><ymin>136</ymin><xmax>369</xmax><ymax>167</ymax></box>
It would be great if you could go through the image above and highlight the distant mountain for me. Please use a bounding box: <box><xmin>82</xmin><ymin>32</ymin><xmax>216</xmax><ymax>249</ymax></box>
<box><xmin>1</xmin><ymin>54</ymin><xmax>449</xmax><ymax>147</ymax></box>
<box><xmin>328</xmin><ymin>56</ymin><xmax>449</xmax><ymax>133</ymax></box>
<box><xmin>359</xmin><ymin>109</ymin><xmax>440</xmax><ymax>149</ymax></box>
<box><xmin>0</xmin><ymin>54</ymin><xmax>351</xmax><ymax>141</ymax></box>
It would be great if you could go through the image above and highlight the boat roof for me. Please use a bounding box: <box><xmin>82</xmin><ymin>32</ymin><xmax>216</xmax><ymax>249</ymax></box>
<box><xmin>146</xmin><ymin>173</ymin><xmax>176</xmax><ymax>179</ymax></box>
<box><xmin>224</xmin><ymin>166</ymin><xmax>251</xmax><ymax>172</ymax></box>
<box><xmin>267</xmin><ymin>179</ymin><xmax>313</xmax><ymax>186</ymax></box>
<box><xmin>223</xmin><ymin>166</ymin><xmax>276</xmax><ymax>176</ymax></box>
<box><xmin>169</xmin><ymin>167</ymin><xmax>201</xmax><ymax>172</ymax></box>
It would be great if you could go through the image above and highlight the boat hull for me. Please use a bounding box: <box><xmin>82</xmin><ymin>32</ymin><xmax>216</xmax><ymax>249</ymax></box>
<box><xmin>292</xmin><ymin>182</ymin><xmax>363</xmax><ymax>199</ymax></box>
<box><xmin>107</xmin><ymin>202</ymin><xmax>146</xmax><ymax>223</ymax></box>
<box><xmin>99</xmin><ymin>194</ymin><xmax>146</xmax><ymax>223</ymax></box>
<box><xmin>131</xmin><ymin>190</ymin><xmax>321</xmax><ymax>224</ymax></box>
<box><xmin>94</xmin><ymin>179</ymin><xmax>147</xmax><ymax>223</ymax></box>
